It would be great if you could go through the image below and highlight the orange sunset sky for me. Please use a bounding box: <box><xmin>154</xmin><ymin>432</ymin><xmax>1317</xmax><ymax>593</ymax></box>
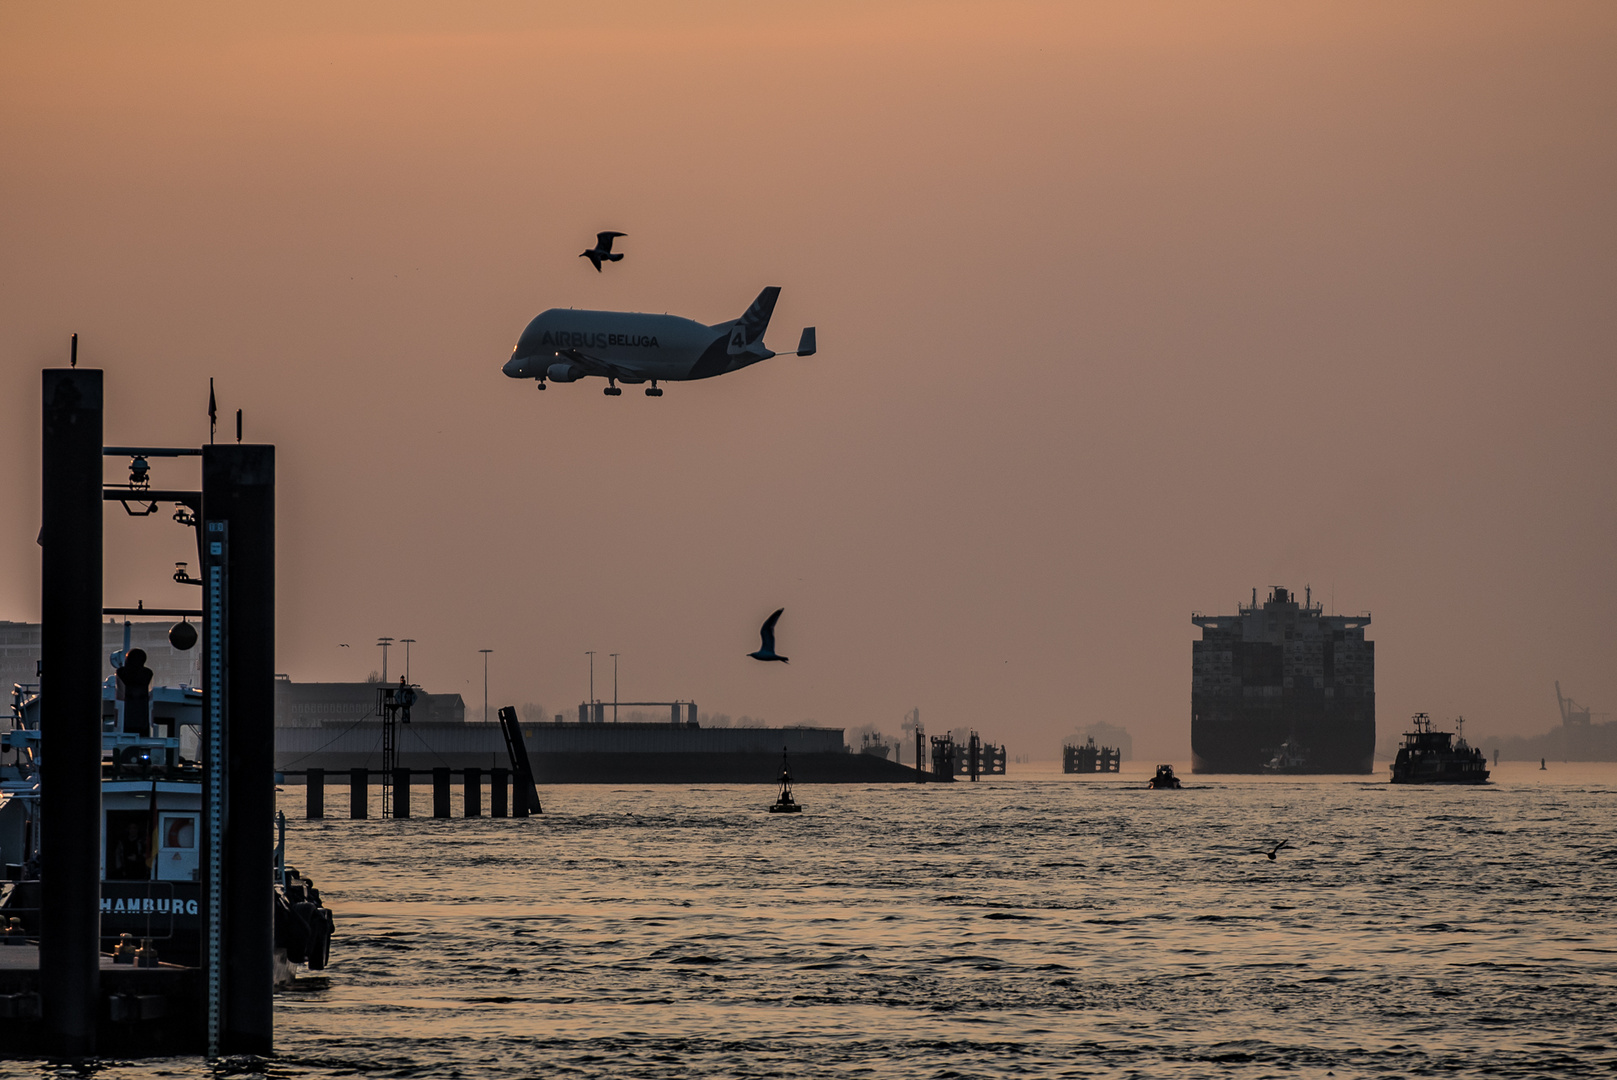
<box><xmin>3</xmin><ymin>3</ymin><xmax>1614</xmax><ymax>758</ymax></box>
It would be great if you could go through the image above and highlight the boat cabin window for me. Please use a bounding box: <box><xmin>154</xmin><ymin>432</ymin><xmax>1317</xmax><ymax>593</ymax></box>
<box><xmin>105</xmin><ymin>810</ymin><xmax>152</xmax><ymax>881</ymax></box>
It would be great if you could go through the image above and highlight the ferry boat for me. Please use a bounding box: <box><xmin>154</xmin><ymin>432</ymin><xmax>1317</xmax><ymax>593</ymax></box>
<box><xmin>1389</xmin><ymin>713</ymin><xmax>1490</xmax><ymax>784</ymax></box>
<box><xmin>1</xmin><ymin>672</ymin><xmax>334</xmax><ymax>977</ymax></box>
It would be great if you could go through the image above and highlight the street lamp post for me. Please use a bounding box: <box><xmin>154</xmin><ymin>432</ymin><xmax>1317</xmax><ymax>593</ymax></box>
<box><xmin>479</xmin><ymin>649</ymin><xmax>493</xmax><ymax>724</ymax></box>
<box><xmin>610</xmin><ymin>653</ymin><xmax>619</xmax><ymax>723</ymax></box>
<box><xmin>377</xmin><ymin>636</ymin><xmax>394</xmax><ymax>683</ymax></box>
<box><xmin>585</xmin><ymin>651</ymin><xmax>596</xmax><ymax>720</ymax></box>
<box><xmin>400</xmin><ymin>638</ymin><xmax>415</xmax><ymax>684</ymax></box>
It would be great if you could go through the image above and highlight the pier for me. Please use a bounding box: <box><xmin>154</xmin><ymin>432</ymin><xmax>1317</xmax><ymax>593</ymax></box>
<box><xmin>1064</xmin><ymin>738</ymin><xmax>1122</xmax><ymax>773</ymax></box>
<box><xmin>292</xmin><ymin>764</ymin><xmax>539</xmax><ymax>819</ymax></box>
<box><xmin>8</xmin><ymin>363</ymin><xmax>278</xmax><ymax>1056</ymax></box>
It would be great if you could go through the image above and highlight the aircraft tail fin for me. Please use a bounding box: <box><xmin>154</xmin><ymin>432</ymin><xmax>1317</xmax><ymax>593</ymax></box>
<box><xmin>728</xmin><ymin>287</ymin><xmax>781</xmax><ymax>352</ymax></box>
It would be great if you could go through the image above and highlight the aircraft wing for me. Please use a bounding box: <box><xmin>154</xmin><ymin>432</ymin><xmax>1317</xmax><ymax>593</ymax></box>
<box><xmin>557</xmin><ymin>348</ymin><xmax>638</xmax><ymax>381</ymax></box>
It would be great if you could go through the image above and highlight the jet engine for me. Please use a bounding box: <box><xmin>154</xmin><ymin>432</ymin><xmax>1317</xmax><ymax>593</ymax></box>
<box><xmin>546</xmin><ymin>362</ymin><xmax>582</xmax><ymax>383</ymax></box>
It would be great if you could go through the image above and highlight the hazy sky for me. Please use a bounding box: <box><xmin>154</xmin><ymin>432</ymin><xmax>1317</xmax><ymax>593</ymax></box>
<box><xmin>3</xmin><ymin>2</ymin><xmax>1614</xmax><ymax>758</ymax></box>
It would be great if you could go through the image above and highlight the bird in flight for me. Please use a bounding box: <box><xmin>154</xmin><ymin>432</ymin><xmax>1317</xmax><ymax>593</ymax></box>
<box><xmin>1258</xmin><ymin>839</ymin><xmax>1289</xmax><ymax>861</ymax></box>
<box><xmin>339</xmin><ymin>643</ymin><xmax>350</xmax><ymax>648</ymax></box>
<box><xmin>749</xmin><ymin>608</ymin><xmax>789</xmax><ymax>663</ymax></box>
<box><xmin>580</xmin><ymin>231</ymin><xmax>627</xmax><ymax>272</ymax></box>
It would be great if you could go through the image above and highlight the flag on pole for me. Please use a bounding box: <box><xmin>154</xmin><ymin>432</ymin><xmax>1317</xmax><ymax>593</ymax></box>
<box><xmin>208</xmin><ymin>378</ymin><xmax>217</xmax><ymax>443</ymax></box>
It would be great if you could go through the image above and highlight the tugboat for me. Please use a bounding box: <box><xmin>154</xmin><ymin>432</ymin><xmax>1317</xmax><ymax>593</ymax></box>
<box><xmin>1145</xmin><ymin>764</ymin><xmax>1182</xmax><ymax>789</ymax></box>
<box><xmin>1390</xmin><ymin>713</ymin><xmax>1490</xmax><ymax>784</ymax></box>
<box><xmin>768</xmin><ymin>747</ymin><xmax>802</xmax><ymax>813</ymax></box>
<box><xmin>0</xmin><ymin>655</ymin><xmax>334</xmax><ymax>977</ymax></box>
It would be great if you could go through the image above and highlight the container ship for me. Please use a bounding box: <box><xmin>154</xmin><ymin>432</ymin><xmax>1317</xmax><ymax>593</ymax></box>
<box><xmin>1190</xmin><ymin>586</ymin><xmax>1375</xmax><ymax>774</ymax></box>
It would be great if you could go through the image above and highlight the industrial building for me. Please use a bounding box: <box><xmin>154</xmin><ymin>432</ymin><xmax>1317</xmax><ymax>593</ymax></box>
<box><xmin>0</xmin><ymin>619</ymin><xmax>200</xmax><ymax>691</ymax></box>
<box><xmin>272</xmin><ymin>719</ymin><xmax>916</xmax><ymax>783</ymax></box>
<box><xmin>1191</xmin><ymin>586</ymin><xmax>1375</xmax><ymax>773</ymax></box>
<box><xmin>273</xmin><ymin>677</ymin><xmax>465</xmax><ymax>727</ymax></box>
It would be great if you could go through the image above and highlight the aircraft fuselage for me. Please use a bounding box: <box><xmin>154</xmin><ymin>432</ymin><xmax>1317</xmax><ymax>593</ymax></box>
<box><xmin>504</xmin><ymin>309</ymin><xmax>748</xmax><ymax>383</ymax></box>
<box><xmin>504</xmin><ymin>287</ymin><xmax>798</xmax><ymax>390</ymax></box>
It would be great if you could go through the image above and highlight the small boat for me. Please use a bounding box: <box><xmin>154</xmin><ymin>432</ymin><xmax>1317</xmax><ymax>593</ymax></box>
<box><xmin>859</xmin><ymin>732</ymin><xmax>892</xmax><ymax>760</ymax></box>
<box><xmin>1390</xmin><ymin>713</ymin><xmax>1490</xmax><ymax>784</ymax></box>
<box><xmin>768</xmin><ymin>747</ymin><xmax>802</xmax><ymax>813</ymax></box>
<box><xmin>1145</xmin><ymin>764</ymin><xmax>1182</xmax><ymax>789</ymax></box>
<box><xmin>1260</xmin><ymin>737</ymin><xmax>1308</xmax><ymax>774</ymax></box>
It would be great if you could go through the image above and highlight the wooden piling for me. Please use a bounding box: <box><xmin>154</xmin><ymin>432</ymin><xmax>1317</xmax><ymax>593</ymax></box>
<box><xmin>463</xmin><ymin>767</ymin><xmax>482</xmax><ymax>817</ymax></box>
<box><xmin>432</xmin><ymin>767</ymin><xmax>451</xmax><ymax>818</ymax></box>
<box><xmin>306</xmin><ymin>768</ymin><xmax>324</xmax><ymax>819</ymax></box>
<box><xmin>203</xmin><ymin>444</ymin><xmax>278</xmax><ymax>1055</ymax></box>
<box><xmin>349</xmin><ymin>767</ymin><xmax>367</xmax><ymax>819</ymax></box>
<box><xmin>39</xmin><ymin>366</ymin><xmax>103</xmax><ymax>1057</ymax></box>
<box><xmin>391</xmin><ymin>767</ymin><xmax>411</xmax><ymax>817</ymax></box>
<box><xmin>491</xmin><ymin>767</ymin><xmax>509</xmax><ymax>818</ymax></box>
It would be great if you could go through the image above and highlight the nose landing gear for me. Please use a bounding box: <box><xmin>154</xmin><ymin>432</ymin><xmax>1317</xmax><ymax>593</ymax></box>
<box><xmin>536</xmin><ymin>380</ymin><xmax>547</xmax><ymax>391</ymax></box>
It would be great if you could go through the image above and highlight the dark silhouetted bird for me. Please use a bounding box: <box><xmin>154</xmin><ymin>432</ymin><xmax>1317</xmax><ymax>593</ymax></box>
<box><xmin>1258</xmin><ymin>839</ymin><xmax>1289</xmax><ymax>861</ymax></box>
<box><xmin>749</xmin><ymin>608</ymin><xmax>789</xmax><ymax>663</ymax></box>
<box><xmin>580</xmin><ymin>231</ymin><xmax>626</xmax><ymax>272</ymax></box>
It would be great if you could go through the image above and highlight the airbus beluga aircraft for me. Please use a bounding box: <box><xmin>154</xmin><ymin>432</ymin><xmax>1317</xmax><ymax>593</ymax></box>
<box><xmin>502</xmin><ymin>286</ymin><xmax>816</xmax><ymax>396</ymax></box>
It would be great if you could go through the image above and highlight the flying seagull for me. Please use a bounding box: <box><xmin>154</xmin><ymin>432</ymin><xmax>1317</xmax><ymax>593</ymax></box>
<box><xmin>749</xmin><ymin>608</ymin><xmax>789</xmax><ymax>663</ymax></box>
<box><xmin>580</xmin><ymin>231</ymin><xmax>626</xmax><ymax>272</ymax></box>
<box><xmin>1258</xmin><ymin>839</ymin><xmax>1289</xmax><ymax>861</ymax></box>
<box><xmin>339</xmin><ymin>643</ymin><xmax>350</xmax><ymax>648</ymax></box>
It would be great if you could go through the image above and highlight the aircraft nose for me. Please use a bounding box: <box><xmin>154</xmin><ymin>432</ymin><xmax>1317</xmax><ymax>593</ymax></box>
<box><xmin>502</xmin><ymin>355</ymin><xmax>525</xmax><ymax>378</ymax></box>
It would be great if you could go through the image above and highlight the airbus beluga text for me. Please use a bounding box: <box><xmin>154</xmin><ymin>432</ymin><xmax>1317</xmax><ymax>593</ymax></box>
<box><xmin>502</xmin><ymin>287</ymin><xmax>816</xmax><ymax>397</ymax></box>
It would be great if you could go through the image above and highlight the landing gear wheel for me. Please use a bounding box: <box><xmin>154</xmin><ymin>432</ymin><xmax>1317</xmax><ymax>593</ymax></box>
<box><xmin>604</xmin><ymin>386</ymin><xmax>622</xmax><ymax>397</ymax></box>
<box><xmin>645</xmin><ymin>387</ymin><xmax>663</xmax><ymax>397</ymax></box>
<box><xmin>536</xmin><ymin>381</ymin><xmax>546</xmax><ymax>391</ymax></box>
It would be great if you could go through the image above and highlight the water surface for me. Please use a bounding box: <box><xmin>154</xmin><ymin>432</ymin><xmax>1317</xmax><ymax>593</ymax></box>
<box><xmin>9</xmin><ymin>761</ymin><xmax>1617</xmax><ymax>1077</ymax></box>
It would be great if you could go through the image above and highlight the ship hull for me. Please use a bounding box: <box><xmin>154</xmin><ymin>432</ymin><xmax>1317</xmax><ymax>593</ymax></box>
<box><xmin>1192</xmin><ymin>713</ymin><xmax>1375</xmax><ymax>774</ymax></box>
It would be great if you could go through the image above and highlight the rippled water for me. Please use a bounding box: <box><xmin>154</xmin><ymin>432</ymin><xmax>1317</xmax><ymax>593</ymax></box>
<box><xmin>7</xmin><ymin>761</ymin><xmax>1616</xmax><ymax>1078</ymax></box>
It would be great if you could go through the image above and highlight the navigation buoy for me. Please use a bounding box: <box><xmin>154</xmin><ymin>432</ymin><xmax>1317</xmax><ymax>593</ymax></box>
<box><xmin>769</xmin><ymin>747</ymin><xmax>802</xmax><ymax>813</ymax></box>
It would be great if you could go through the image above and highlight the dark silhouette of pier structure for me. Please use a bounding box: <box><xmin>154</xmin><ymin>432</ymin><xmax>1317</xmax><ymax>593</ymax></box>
<box><xmin>1064</xmin><ymin>737</ymin><xmax>1121</xmax><ymax>773</ymax></box>
<box><xmin>29</xmin><ymin>360</ymin><xmax>276</xmax><ymax>1056</ymax></box>
<box><xmin>294</xmin><ymin>702</ymin><xmax>543</xmax><ymax>819</ymax></box>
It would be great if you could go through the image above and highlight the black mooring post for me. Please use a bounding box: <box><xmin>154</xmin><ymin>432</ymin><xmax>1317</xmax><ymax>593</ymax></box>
<box><xmin>491</xmin><ymin>767</ymin><xmax>509</xmax><ymax>818</ymax></box>
<box><xmin>306</xmin><ymin>768</ymin><xmax>324</xmax><ymax>820</ymax></box>
<box><xmin>392</xmin><ymin>768</ymin><xmax>411</xmax><ymax>818</ymax></box>
<box><xmin>350</xmin><ymin>767</ymin><xmax>367</xmax><ymax>819</ymax></box>
<box><xmin>463</xmin><ymin>767</ymin><xmax>482</xmax><ymax>817</ymax></box>
<box><xmin>203</xmin><ymin>444</ymin><xmax>275</xmax><ymax>1056</ymax></box>
<box><xmin>39</xmin><ymin>368</ymin><xmax>102</xmax><ymax>1058</ymax></box>
<box><xmin>432</xmin><ymin>768</ymin><xmax>451</xmax><ymax>818</ymax></box>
